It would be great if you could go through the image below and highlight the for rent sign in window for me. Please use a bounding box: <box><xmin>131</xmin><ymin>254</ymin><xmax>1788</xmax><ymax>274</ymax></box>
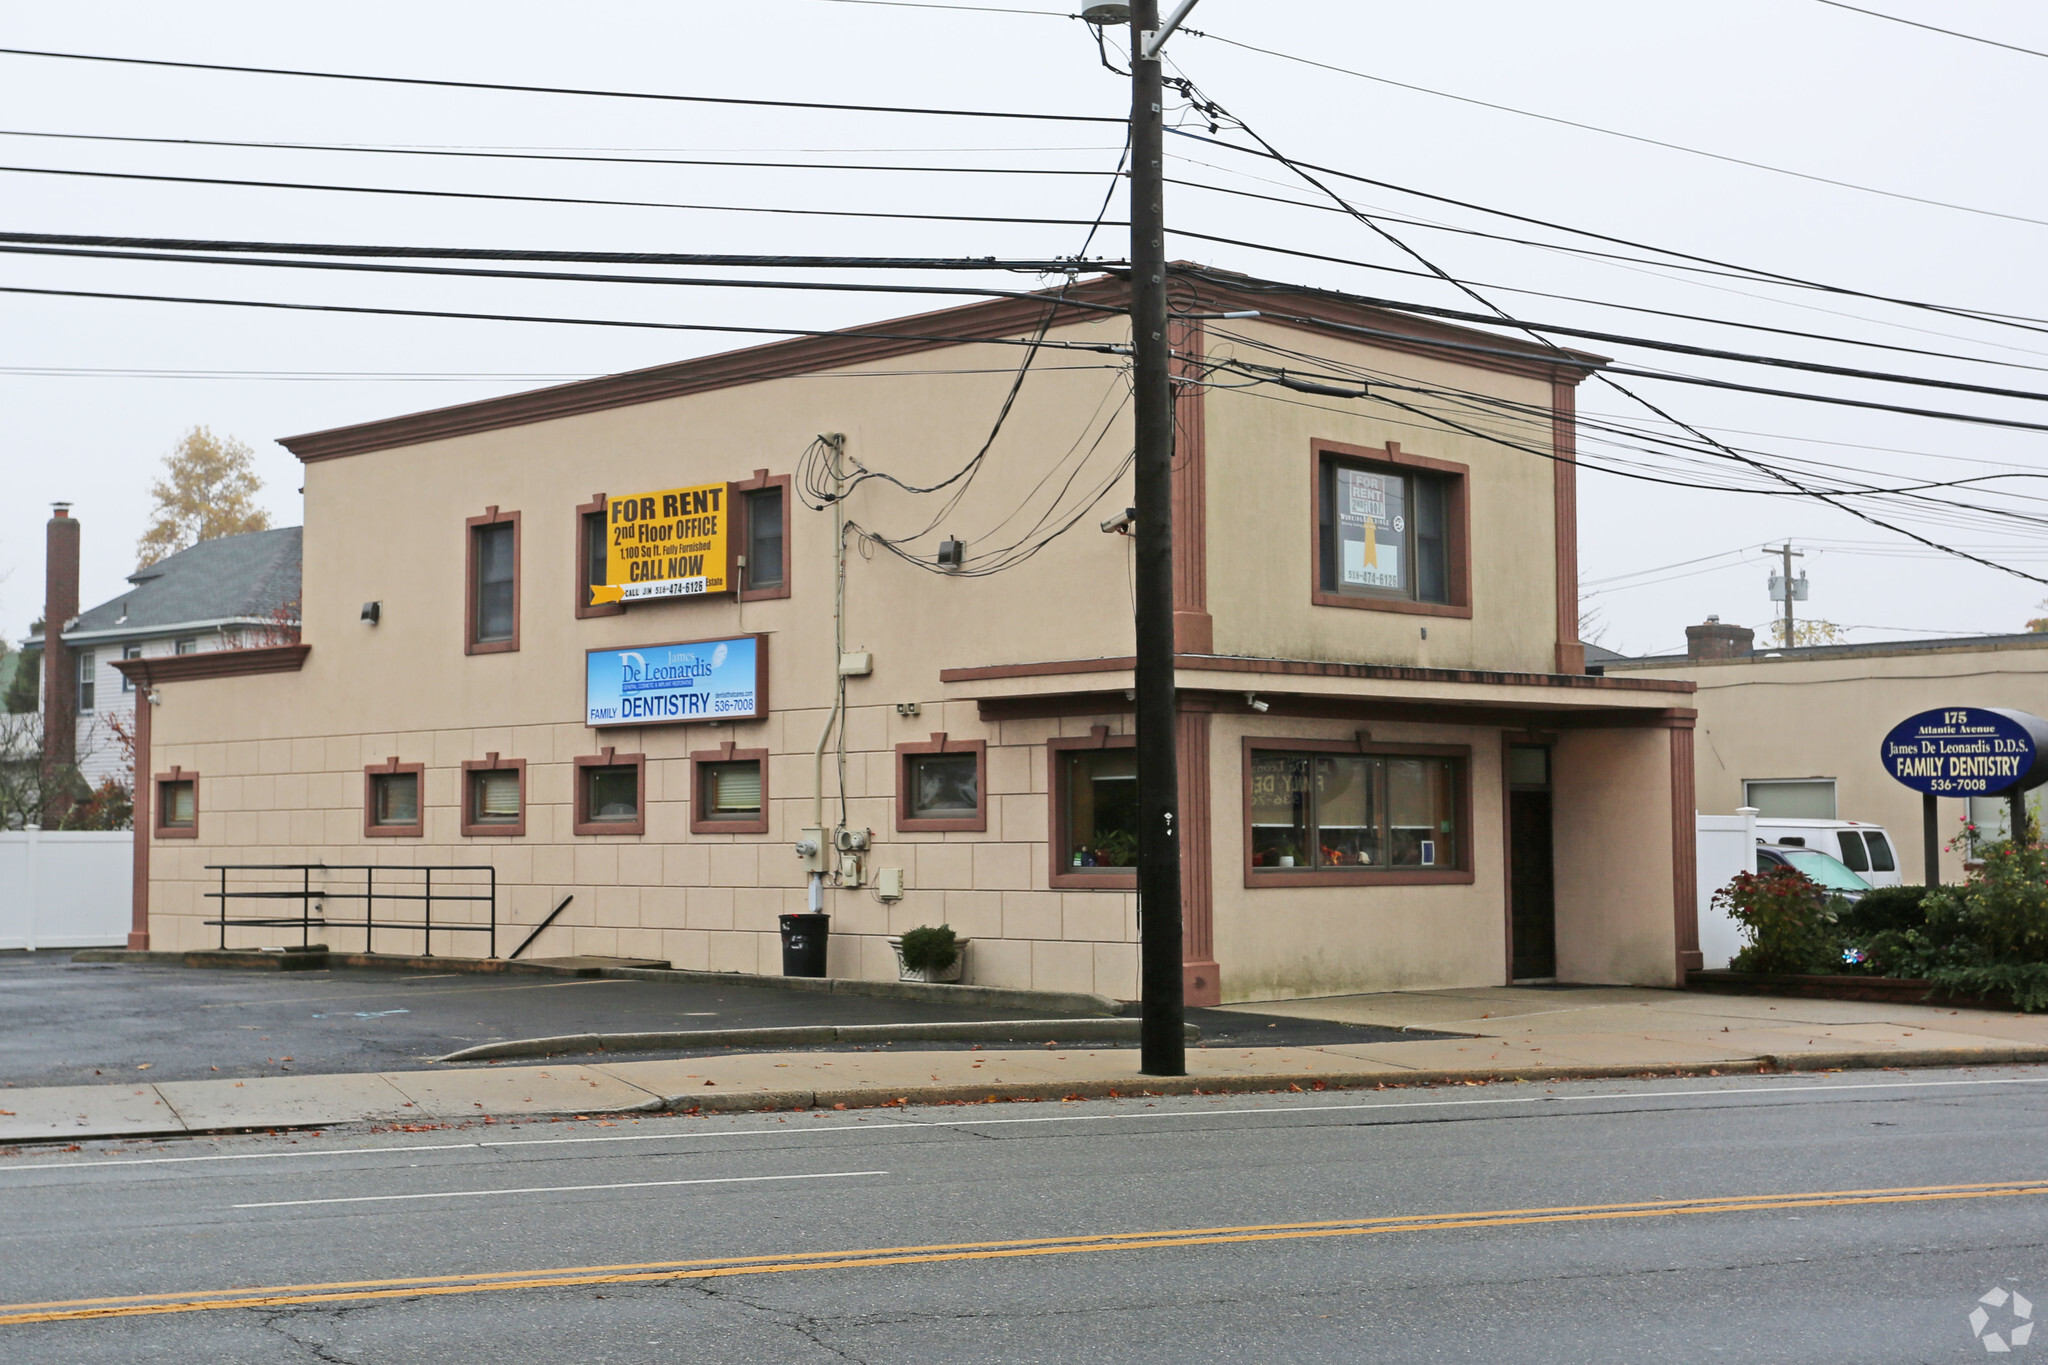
<box><xmin>591</xmin><ymin>483</ymin><xmax>731</xmax><ymax>605</ymax></box>
<box><xmin>1336</xmin><ymin>466</ymin><xmax>1405</xmax><ymax>593</ymax></box>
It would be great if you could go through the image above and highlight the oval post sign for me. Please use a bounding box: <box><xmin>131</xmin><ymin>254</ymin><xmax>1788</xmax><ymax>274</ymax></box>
<box><xmin>1881</xmin><ymin>707</ymin><xmax>2048</xmax><ymax>796</ymax></box>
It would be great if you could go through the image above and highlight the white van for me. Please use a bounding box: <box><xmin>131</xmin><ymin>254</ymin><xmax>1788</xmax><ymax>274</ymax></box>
<box><xmin>1753</xmin><ymin>818</ymin><xmax>1902</xmax><ymax>888</ymax></box>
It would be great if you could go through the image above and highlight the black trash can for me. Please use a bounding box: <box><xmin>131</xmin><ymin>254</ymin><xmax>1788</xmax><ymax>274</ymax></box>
<box><xmin>779</xmin><ymin>913</ymin><xmax>830</xmax><ymax>977</ymax></box>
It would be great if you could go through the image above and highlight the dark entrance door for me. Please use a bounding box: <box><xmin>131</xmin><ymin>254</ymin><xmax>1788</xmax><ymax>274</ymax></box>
<box><xmin>1507</xmin><ymin>745</ymin><xmax>1556</xmax><ymax>980</ymax></box>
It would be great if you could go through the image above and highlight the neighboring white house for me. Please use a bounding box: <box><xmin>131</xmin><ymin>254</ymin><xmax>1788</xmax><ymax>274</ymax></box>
<box><xmin>26</xmin><ymin>527</ymin><xmax>302</xmax><ymax>787</ymax></box>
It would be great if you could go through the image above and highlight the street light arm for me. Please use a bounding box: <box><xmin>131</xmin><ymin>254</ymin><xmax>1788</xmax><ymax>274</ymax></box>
<box><xmin>1140</xmin><ymin>0</ymin><xmax>1202</xmax><ymax>60</ymax></box>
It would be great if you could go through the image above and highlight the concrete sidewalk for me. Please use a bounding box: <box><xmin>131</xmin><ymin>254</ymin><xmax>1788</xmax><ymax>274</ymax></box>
<box><xmin>7</xmin><ymin>986</ymin><xmax>2048</xmax><ymax>1146</ymax></box>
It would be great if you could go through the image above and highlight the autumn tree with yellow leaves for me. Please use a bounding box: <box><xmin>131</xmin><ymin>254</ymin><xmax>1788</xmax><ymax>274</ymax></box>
<box><xmin>135</xmin><ymin>427</ymin><xmax>272</xmax><ymax>568</ymax></box>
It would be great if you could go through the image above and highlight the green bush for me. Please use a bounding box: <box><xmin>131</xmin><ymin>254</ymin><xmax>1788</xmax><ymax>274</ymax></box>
<box><xmin>1715</xmin><ymin>865</ymin><xmax>1839</xmax><ymax>974</ymax></box>
<box><xmin>1838</xmin><ymin>885</ymin><xmax>1929</xmax><ymax>939</ymax></box>
<box><xmin>899</xmin><ymin>924</ymin><xmax>961</xmax><ymax>974</ymax></box>
<box><xmin>1852</xmin><ymin>827</ymin><xmax>2048</xmax><ymax>1009</ymax></box>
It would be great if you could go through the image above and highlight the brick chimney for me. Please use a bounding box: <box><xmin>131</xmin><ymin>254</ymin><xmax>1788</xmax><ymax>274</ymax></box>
<box><xmin>42</xmin><ymin>503</ymin><xmax>80</xmax><ymax>821</ymax></box>
<box><xmin>1685</xmin><ymin>614</ymin><xmax>1753</xmax><ymax>661</ymax></box>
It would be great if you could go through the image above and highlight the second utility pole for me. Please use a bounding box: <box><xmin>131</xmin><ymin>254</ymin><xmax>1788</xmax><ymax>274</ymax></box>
<box><xmin>1128</xmin><ymin>0</ymin><xmax>1186</xmax><ymax>1076</ymax></box>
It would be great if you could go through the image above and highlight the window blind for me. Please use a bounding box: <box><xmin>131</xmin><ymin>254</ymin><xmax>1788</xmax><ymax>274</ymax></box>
<box><xmin>474</xmin><ymin>769</ymin><xmax>519</xmax><ymax>820</ymax></box>
<box><xmin>709</xmin><ymin>762</ymin><xmax>762</xmax><ymax>813</ymax></box>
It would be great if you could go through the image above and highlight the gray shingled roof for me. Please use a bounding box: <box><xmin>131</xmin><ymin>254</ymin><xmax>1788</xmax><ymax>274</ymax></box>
<box><xmin>41</xmin><ymin>527</ymin><xmax>302</xmax><ymax>644</ymax></box>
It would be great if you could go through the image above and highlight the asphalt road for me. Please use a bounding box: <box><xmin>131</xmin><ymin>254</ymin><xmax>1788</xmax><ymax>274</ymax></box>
<box><xmin>0</xmin><ymin>955</ymin><xmax>1432</xmax><ymax>1085</ymax></box>
<box><xmin>5</xmin><ymin>1065</ymin><xmax>2048</xmax><ymax>1362</ymax></box>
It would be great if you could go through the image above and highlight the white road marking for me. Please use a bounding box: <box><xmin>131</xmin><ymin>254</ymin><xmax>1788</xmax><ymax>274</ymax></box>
<box><xmin>6</xmin><ymin>1072</ymin><xmax>2048</xmax><ymax>1175</ymax></box>
<box><xmin>231</xmin><ymin>1169</ymin><xmax>887</xmax><ymax>1209</ymax></box>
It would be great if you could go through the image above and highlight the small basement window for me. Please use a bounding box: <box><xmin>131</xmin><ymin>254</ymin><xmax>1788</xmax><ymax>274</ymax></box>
<box><xmin>158</xmin><ymin>777</ymin><xmax>196</xmax><ymax>836</ymax></box>
<box><xmin>370</xmin><ymin>772</ymin><xmax>418</xmax><ymax>827</ymax></box>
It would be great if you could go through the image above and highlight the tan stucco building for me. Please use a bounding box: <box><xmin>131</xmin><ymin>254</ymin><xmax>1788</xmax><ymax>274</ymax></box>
<box><xmin>117</xmin><ymin>270</ymin><xmax>1702</xmax><ymax>1003</ymax></box>
<box><xmin>1608</xmin><ymin>624</ymin><xmax>2048</xmax><ymax>884</ymax></box>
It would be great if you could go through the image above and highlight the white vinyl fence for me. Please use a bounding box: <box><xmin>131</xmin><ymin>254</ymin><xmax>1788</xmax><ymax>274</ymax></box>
<box><xmin>1696</xmin><ymin>808</ymin><xmax>1760</xmax><ymax>970</ymax></box>
<box><xmin>0</xmin><ymin>829</ymin><xmax>132</xmax><ymax>950</ymax></box>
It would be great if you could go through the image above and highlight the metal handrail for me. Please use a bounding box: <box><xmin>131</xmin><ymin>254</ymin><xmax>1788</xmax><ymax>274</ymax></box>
<box><xmin>203</xmin><ymin>863</ymin><xmax>498</xmax><ymax>957</ymax></box>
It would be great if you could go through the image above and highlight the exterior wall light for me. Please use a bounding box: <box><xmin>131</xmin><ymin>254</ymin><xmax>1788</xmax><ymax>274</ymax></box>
<box><xmin>360</xmin><ymin>601</ymin><xmax>381</xmax><ymax>625</ymax></box>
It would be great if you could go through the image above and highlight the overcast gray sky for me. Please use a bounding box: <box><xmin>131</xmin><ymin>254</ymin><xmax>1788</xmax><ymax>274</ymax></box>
<box><xmin>4</xmin><ymin>0</ymin><xmax>2046</xmax><ymax>657</ymax></box>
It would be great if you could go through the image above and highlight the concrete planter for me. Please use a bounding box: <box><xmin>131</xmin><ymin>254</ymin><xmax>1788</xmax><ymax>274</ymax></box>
<box><xmin>888</xmin><ymin>935</ymin><xmax>967</xmax><ymax>984</ymax></box>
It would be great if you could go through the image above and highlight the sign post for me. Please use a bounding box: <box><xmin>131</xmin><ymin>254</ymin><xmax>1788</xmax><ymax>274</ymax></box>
<box><xmin>1879</xmin><ymin>706</ymin><xmax>2048</xmax><ymax>885</ymax></box>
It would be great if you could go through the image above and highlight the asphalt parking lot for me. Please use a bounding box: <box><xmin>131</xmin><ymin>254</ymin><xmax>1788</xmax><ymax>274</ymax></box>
<box><xmin>0</xmin><ymin>954</ymin><xmax>1441</xmax><ymax>1086</ymax></box>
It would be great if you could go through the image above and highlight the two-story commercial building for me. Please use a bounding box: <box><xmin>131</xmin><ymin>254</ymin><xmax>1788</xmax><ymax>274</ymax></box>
<box><xmin>118</xmin><ymin>268</ymin><xmax>1700</xmax><ymax>1003</ymax></box>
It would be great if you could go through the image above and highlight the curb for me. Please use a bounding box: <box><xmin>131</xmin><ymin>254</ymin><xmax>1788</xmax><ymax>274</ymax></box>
<box><xmin>65</xmin><ymin>950</ymin><xmax>1125</xmax><ymax>1017</ymax></box>
<box><xmin>434</xmin><ymin>1018</ymin><xmax>1201</xmax><ymax>1063</ymax></box>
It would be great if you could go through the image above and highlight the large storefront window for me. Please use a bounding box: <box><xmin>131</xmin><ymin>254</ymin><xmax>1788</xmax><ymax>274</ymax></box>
<box><xmin>1249</xmin><ymin>749</ymin><xmax>1460</xmax><ymax>873</ymax></box>
<box><xmin>1061</xmin><ymin>747</ymin><xmax>1139</xmax><ymax>871</ymax></box>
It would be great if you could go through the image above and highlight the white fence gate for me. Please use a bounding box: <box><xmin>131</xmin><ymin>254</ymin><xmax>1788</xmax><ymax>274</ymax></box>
<box><xmin>1696</xmin><ymin>809</ymin><xmax>1759</xmax><ymax>970</ymax></box>
<box><xmin>0</xmin><ymin>829</ymin><xmax>132</xmax><ymax>950</ymax></box>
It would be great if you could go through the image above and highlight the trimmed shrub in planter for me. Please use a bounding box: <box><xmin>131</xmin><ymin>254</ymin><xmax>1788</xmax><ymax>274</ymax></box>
<box><xmin>891</xmin><ymin>925</ymin><xmax>966</xmax><ymax>983</ymax></box>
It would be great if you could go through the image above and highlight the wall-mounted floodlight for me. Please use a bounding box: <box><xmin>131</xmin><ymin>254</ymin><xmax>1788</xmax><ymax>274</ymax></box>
<box><xmin>360</xmin><ymin>601</ymin><xmax>381</xmax><ymax>625</ymax></box>
<box><xmin>1245</xmin><ymin>692</ymin><xmax>1270</xmax><ymax>713</ymax></box>
<box><xmin>937</xmin><ymin>539</ymin><xmax>966</xmax><ymax>568</ymax></box>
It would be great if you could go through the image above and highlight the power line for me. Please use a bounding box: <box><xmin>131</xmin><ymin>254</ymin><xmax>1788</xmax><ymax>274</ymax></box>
<box><xmin>0</xmin><ymin>163</ymin><xmax>1130</xmax><ymax>230</ymax></box>
<box><xmin>1179</xmin><ymin>26</ymin><xmax>2048</xmax><ymax>229</ymax></box>
<box><xmin>0</xmin><ymin>127</ymin><xmax>1120</xmax><ymax>179</ymax></box>
<box><xmin>0</xmin><ymin>46</ymin><xmax>1122</xmax><ymax>124</ymax></box>
<box><xmin>0</xmin><ymin>283</ymin><xmax>1134</xmax><ymax>354</ymax></box>
<box><xmin>0</xmin><ymin>231</ymin><xmax>1116</xmax><ymax>272</ymax></box>
<box><xmin>0</xmin><ymin>241</ymin><xmax>1134</xmax><ymax>313</ymax></box>
<box><xmin>1164</xmin><ymin>127</ymin><xmax>2048</xmax><ymax>335</ymax></box>
<box><xmin>1811</xmin><ymin>0</ymin><xmax>2048</xmax><ymax>60</ymax></box>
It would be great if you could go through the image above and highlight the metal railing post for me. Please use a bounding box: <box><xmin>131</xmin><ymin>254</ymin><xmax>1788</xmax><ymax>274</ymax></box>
<box><xmin>365</xmin><ymin>865</ymin><xmax>374</xmax><ymax>955</ymax></box>
<box><xmin>489</xmin><ymin>866</ymin><xmax>498</xmax><ymax>958</ymax></box>
<box><xmin>301</xmin><ymin>865</ymin><xmax>311</xmax><ymax>950</ymax></box>
<box><xmin>423</xmin><ymin>865</ymin><xmax>433</xmax><ymax>957</ymax></box>
<box><xmin>219</xmin><ymin>865</ymin><xmax>228</xmax><ymax>949</ymax></box>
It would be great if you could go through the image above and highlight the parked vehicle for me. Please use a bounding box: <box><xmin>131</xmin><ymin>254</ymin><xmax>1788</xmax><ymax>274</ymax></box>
<box><xmin>1753</xmin><ymin>818</ymin><xmax>1902</xmax><ymax>888</ymax></box>
<box><xmin>1755</xmin><ymin>843</ymin><xmax>1873</xmax><ymax>900</ymax></box>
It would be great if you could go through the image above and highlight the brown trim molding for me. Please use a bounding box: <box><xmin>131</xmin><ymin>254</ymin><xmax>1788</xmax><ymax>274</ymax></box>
<box><xmin>576</xmin><ymin>494</ymin><xmax>625</xmax><ymax>620</ymax></box>
<box><xmin>941</xmin><ymin>652</ymin><xmax>1695</xmax><ymax>695</ymax></box>
<box><xmin>153</xmin><ymin>765</ymin><xmax>198</xmax><ymax>840</ymax></box>
<box><xmin>1170</xmin><ymin>317</ymin><xmax>1213</xmax><ymax>655</ymax></box>
<box><xmin>113</xmin><ymin>644</ymin><xmax>308</xmax><ymax>685</ymax></box>
<box><xmin>1671</xmin><ymin>724</ymin><xmax>1703</xmax><ymax>974</ymax></box>
<box><xmin>363</xmin><ymin>757</ymin><xmax>425</xmax><ymax>838</ymax></box>
<box><xmin>1177</xmin><ymin>710</ymin><xmax>1220</xmax><ymax>1006</ymax></box>
<box><xmin>465</xmin><ymin>506</ymin><xmax>521</xmax><ymax>655</ymax></box>
<box><xmin>459</xmin><ymin>753</ymin><xmax>528</xmax><ymax>838</ymax></box>
<box><xmin>279</xmin><ymin>272</ymin><xmax>1595</xmax><ymax>463</ymax></box>
<box><xmin>1309</xmin><ymin>439</ymin><xmax>1472</xmax><ymax>620</ymax></box>
<box><xmin>1239</xmin><ymin>735</ymin><xmax>1475</xmax><ymax>888</ymax></box>
<box><xmin>894</xmin><ymin>732</ymin><xmax>988</xmax><ymax>833</ymax></box>
<box><xmin>732</xmin><ymin>469</ymin><xmax>793</xmax><ymax>603</ymax></box>
<box><xmin>130</xmin><ymin>683</ymin><xmax>152</xmax><ymax>947</ymax></box>
<box><xmin>1552</xmin><ymin>380</ymin><xmax>1586</xmax><ymax>675</ymax></box>
<box><xmin>575</xmin><ymin>746</ymin><xmax>647</xmax><ymax>837</ymax></box>
<box><xmin>690</xmin><ymin>740</ymin><xmax>770</xmax><ymax>836</ymax></box>
<box><xmin>1048</xmin><ymin>726</ymin><xmax>1138</xmax><ymax>890</ymax></box>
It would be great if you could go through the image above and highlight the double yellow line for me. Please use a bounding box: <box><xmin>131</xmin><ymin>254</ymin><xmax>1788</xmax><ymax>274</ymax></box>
<box><xmin>9</xmin><ymin>1178</ymin><xmax>2047</xmax><ymax>1326</ymax></box>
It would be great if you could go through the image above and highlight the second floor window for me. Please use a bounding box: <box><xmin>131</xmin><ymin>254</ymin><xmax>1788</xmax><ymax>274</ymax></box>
<box><xmin>744</xmin><ymin>485</ymin><xmax>785</xmax><ymax>592</ymax></box>
<box><xmin>77</xmin><ymin>650</ymin><xmax>95</xmax><ymax>712</ymax></box>
<box><xmin>120</xmin><ymin>644</ymin><xmax>141</xmax><ymax>692</ymax></box>
<box><xmin>467</xmin><ymin>509</ymin><xmax>521</xmax><ymax>652</ymax></box>
<box><xmin>1319</xmin><ymin>459</ymin><xmax>1451</xmax><ymax>605</ymax></box>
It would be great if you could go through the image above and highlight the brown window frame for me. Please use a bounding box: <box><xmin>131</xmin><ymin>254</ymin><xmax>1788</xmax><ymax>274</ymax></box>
<box><xmin>574</xmin><ymin>746</ymin><xmax>647</xmax><ymax>836</ymax></box>
<box><xmin>465</xmin><ymin>505</ymin><xmax>522</xmax><ymax>654</ymax></box>
<box><xmin>459</xmin><ymin>752</ymin><xmax>527</xmax><ymax>838</ymax></box>
<box><xmin>1240</xmin><ymin>736</ymin><xmax>1474</xmax><ymax>888</ymax></box>
<box><xmin>1309</xmin><ymin>439</ymin><xmax>1471</xmax><ymax>620</ymax></box>
<box><xmin>895</xmin><ymin>733</ymin><xmax>987</xmax><ymax>833</ymax></box>
<box><xmin>732</xmin><ymin>469</ymin><xmax>792</xmax><ymax>602</ymax></box>
<box><xmin>575</xmin><ymin>493</ymin><xmax>625</xmax><ymax>620</ymax></box>
<box><xmin>363</xmin><ymin>757</ymin><xmax>426</xmax><ymax>838</ymax></box>
<box><xmin>1048</xmin><ymin>726</ymin><xmax>1138</xmax><ymax>890</ymax></box>
<box><xmin>689</xmin><ymin>740</ymin><xmax>770</xmax><ymax>835</ymax></box>
<box><xmin>154</xmin><ymin>767</ymin><xmax>198</xmax><ymax>840</ymax></box>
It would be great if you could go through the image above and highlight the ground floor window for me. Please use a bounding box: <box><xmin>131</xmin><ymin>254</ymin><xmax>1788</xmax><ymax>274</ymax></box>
<box><xmin>1743</xmin><ymin>778</ymin><xmax>1836</xmax><ymax>819</ymax></box>
<box><xmin>1063</xmin><ymin>747</ymin><xmax>1138</xmax><ymax>870</ymax></box>
<box><xmin>364</xmin><ymin>761</ymin><xmax>424</xmax><ymax>837</ymax></box>
<box><xmin>1248</xmin><ymin>747</ymin><xmax>1462</xmax><ymax>875</ymax></box>
<box><xmin>690</xmin><ymin>742</ymin><xmax>768</xmax><ymax>834</ymax></box>
<box><xmin>156</xmin><ymin>770</ymin><xmax>197</xmax><ymax>838</ymax></box>
<box><xmin>461</xmin><ymin>755</ymin><xmax>526</xmax><ymax>837</ymax></box>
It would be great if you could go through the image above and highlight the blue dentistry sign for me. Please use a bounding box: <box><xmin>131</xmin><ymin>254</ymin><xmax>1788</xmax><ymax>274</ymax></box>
<box><xmin>585</xmin><ymin>634</ymin><xmax>766</xmax><ymax>728</ymax></box>
<box><xmin>1880</xmin><ymin>707</ymin><xmax>2048</xmax><ymax>796</ymax></box>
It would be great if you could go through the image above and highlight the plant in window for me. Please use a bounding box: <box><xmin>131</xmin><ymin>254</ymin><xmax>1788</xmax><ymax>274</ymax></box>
<box><xmin>1093</xmin><ymin>827</ymin><xmax>1139</xmax><ymax>868</ymax></box>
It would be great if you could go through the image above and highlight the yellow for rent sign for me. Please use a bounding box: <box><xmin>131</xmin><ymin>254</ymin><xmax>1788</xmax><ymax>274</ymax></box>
<box><xmin>591</xmin><ymin>483</ymin><xmax>731</xmax><ymax>605</ymax></box>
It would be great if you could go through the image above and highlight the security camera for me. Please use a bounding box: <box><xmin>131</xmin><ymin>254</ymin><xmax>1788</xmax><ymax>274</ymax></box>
<box><xmin>1245</xmin><ymin>692</ymin><xmax>1270</xmax><ymax>713</ymax></box>
<box><xmin>1100</xmin><ymin>507</ymin><xmax>1137</xmax><ymax>535</ymax></box>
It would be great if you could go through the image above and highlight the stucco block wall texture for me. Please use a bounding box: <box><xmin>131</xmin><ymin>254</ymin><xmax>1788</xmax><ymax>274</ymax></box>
<box><xmin>139</xmin><ymin>297</ymin><xmax>1692</xmax><ymax>1000</ymax></box>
